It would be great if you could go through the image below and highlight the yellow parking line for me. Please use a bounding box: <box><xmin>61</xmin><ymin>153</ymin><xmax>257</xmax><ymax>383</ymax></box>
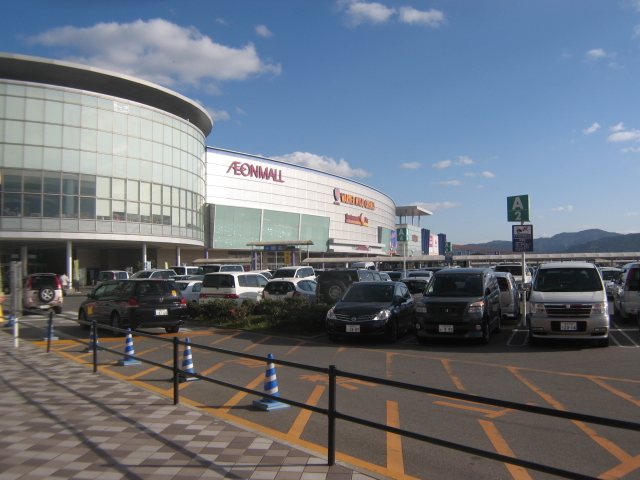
<box><xmin>288</xmin><ymin>385</ymin><xmax>325</xmax><ymax>439</ymax></box>
<box><xmin>442</xmin><ymin>359</ymin><xmax>466</xmax><ymax>391</ymax></box>
<box><xmin>589</xmin><ymin>377</ymin><xmax>640</xmax><ymax>407</ymax></box>
<box><xmin>478</xmin><ymin>420</ymin><xmax>533</xmax><ymax>480</ymax></box>
<box><xmin>218</xmin><ymin>373</ymin><xmax>265</xmax><ymax>414</ymax></box>
<box><xmin>386</xmin><ymin>400</ymin><xmax>404</xmax><ymax>474</ymax></box>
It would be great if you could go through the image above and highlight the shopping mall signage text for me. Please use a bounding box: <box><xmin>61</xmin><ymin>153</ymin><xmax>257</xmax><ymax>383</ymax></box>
<box><xmin>345</xmin><ymin>213</ymin><xmax>369</xmax><ymax>226</ymax></box>
<box><xmin>334</xmin><ymin>188</ymin><xmax>375</xmax><ymax>210</ymax></box>
<box><xmin>226</xmin><ymin>161</ymin><xmax>284</xmax><ymax>183</ymax></box>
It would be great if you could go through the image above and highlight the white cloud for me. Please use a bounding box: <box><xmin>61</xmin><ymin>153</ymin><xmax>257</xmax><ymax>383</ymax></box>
<box><xmin>433</xmin><ymin>180</ymin><xmax>462</xmax><ymax>186</ymax></box>
<box><xmin>337</xmin><ymin>0</ymin><xmax>396</xmax><ymax>26</ymax></box>
<box><xmin>255</xmin><ymin>25</ymin><xmax>273</xmax><ymax>38</ymax></box>
<box><xmin>207</xmin><ymin>108</ymin><xmax>230</xmax><ymax>122</ymax></box>
<box><xmin>432</xmin><ymin>159</ymin><xmax>452</xmax><ymax>169</ymax></box>
<box><xmin>622</xmin><ymin>147</ymin><xmax>640</xmax><ymax>153</ymax></box>
<box><xmin>583</xmin><ymin>122</ymin><xmax>600</xmax><ymax>134</ymax></box>
<box><xmin>398</xmin><ymin>7</ymin><xmax>445</xmax><ymax>27</ymax></box>
<box><xmin>456</xmin><ymin>155</ymin><xmax>474</xmax><ymax>166</ymax></box>
<box><xmin>412</xmin><ymin>201</ymin><xmax>461</xmax><ymax>211</ymax></box>
<box><xmin>610</xmin><ymin>122</ymin><xmax>625</xmax><ymax>132</ymax></box>
<box><xmin>272</xmin><ymin>151</ymin><xmax>371</xmax><ymax>178</ymax></box>
<box><xmin>464</xmin><ymin>172</ymin><xmax>476</xmax><ymax>177</ymax></box>
<box><xmin>401</xmin><ymin>162</ymin><xmax>421</xmax><ymax>169</ymax></box>
<box><xmin>586</xmin><ymin>48</ymin><xmax>608</xmax><ymax>59</ymax></box>
<box><xmin>607</xmin><ymin>130</ymin><xmax>640</xmax><ymax>142</ymax></box>
<box><xmin>551</xmin><ymin>205</ymin><xmax>574</xmax><ymax>212</ymax></box>
<box><xmin>28</xmin><ymin>19</ymin><xmax>282</xmax><ymax>90</ymax></box>
<box><xmin>481</xmin><ymin>171</ymin><xmax>495</xmax><ymax>178</ymax></box>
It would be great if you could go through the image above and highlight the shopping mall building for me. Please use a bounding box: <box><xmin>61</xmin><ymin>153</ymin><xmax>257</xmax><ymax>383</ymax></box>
<box><xmin>0</xmin><ymin>53</ymin><xmax>440</xmax><ymax>285</ymax></box>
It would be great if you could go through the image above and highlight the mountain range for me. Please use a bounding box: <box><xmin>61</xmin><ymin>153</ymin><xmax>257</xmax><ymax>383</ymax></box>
<box><xmin>463</xmin><ymin>229</ymin><xmax>640</xmax><ymax>254</ymax></box>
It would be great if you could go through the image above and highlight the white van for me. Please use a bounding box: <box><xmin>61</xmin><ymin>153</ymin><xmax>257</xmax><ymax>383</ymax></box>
<box><xmin>195</xmin><ymin>264</ymin><xmax>244</xmax><ymax>275</ymax></box>
<box><xmin>199</xmin><ymin>272</ymin><xmax>268</xmax><ymax>306</ymax></box>
<box><xmin>351</xmin><ymin>261</ymin><xmax>376</xmax><ymax>270</ymax></box>
<box><xmin>528</xmin><ymin>262</ymin><xmax>609</xmax><ymax>347</ymax></box>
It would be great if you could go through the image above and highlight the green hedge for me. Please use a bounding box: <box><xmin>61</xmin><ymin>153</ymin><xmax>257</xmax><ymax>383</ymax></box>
<box><xmin>189</xmin><ymin>298</ymin><xmax>329</xmax><ymax>336</ymax></box>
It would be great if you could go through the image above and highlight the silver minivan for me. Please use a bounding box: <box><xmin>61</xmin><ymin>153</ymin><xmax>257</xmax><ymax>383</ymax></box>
<box><xmin>199</xmin><ymin>272</ymin><xmax>268</xmax><ymax>306</ymax></box>
<box><xmin>612</xmin><ymin>262</ymin><xmax>640</xmax><ymax>322</ymax></box>
<box><xmin>528</xmin><ymin>262</ymin><xmax>609</xmax><ymax>347</ymax></box>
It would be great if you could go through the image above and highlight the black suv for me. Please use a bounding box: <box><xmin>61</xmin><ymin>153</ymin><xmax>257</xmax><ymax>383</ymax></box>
<box><xmin>414</xmin><ymin>268</ymin><xmax>501</xmax><ymax>344</ymax></box>
<box><xmin>316</xmin><ymin>269</ymin><xmax>382</xmax><ymax>304</ymax></box>
<box><xmin>78</xmin><ymin>279</ymin><xmax>187</xmax><ymax>334</ymax></box>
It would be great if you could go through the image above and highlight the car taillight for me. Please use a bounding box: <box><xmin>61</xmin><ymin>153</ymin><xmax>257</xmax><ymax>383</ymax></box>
<box><xmin>180</xmin><ymin>298</ymin><xmax>187</xmax><ymax>306</ymax></box>
<box><xmin>292</xmin><ymin>291</ymin><xmax>300</xmax><ymax>297</ymax></box>
<box><xmin>224</xmin><ymin>294</ymin><xmax>239</xmax><ymax>299</ymax></box>
<box><xmin>127</xmin><ymin>298</ymin><xmax>139</xmax><ymax>307</ymax></box>
<box><xmin>26</xmin><ymin>276</ymin><xmax>33</xmax><ymax>289</ymax></box>
<box><xmin>56</xmin><ymin>278</ymin><xmax>62</xmax><ymax>289</ymax></box>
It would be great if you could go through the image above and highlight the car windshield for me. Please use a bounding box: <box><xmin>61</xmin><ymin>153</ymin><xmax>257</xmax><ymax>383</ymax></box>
<box><xmin>265</xmin><ymin>281</ymin><xmax>291</xmax><ymax>294</ymax></box>
<box><xmin>131</xmin><ymin>271</ymin><xmax>152</xmax><ymax>278</ymax></box>
<box><xmin>176</xmin><ymin>282</ymin><xmax>188</xmax><ymax>291</ymax></box>
<box><xmin>135</xmin><ymin>281</ymin><xmax>178</xmax><ymax>295</ymax></box>
<box><xmin>196</xmin><ymin>265</ymin><xmax>221</xmax><ymax>275</ymax></box>
<box><xmin>272</xmin><ymin>269</ymin><xmax>295</xmax><ymax>279</ymax></box>
<box><xmin>343</xmin><ymin>284</ymin><xmax>395</xmax><ymax>302</ymax></box>
<box><xmin>425</xmin><ymin>274</ymin><xmax>483</xmax><ymax>297</ymax></box>
<box><xmin>402</xmin><ymin>281</ymin><xmax>427</xmax><ymax>295</ymax></box>
<box><xmin>600</xmin><ymin>270</ymin><xmax>620</xmax><ymax>281</ymax></box>
<box><xmin>202</xmin><ymin>274</ymin><xmax>235</xmax><ymax>288</ymax></box>
<box><xmin>496</xmin><ymin>277</ymin><xmax>510</xmax><ymax>291</ymax></box>
<box><xmin>534</xmin><ymin>268</ymin><xmax>603</xmax><ymax>292</ymax></box>
<box><xmin>495</xmin><ymin>265</ymin><xmax>522</xmax><ymax>276</ymax></box>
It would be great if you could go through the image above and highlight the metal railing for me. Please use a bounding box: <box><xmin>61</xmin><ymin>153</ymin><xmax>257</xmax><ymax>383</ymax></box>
<box><xmin>6</xmin><ymin>313</ymin><xmax>640</xmax><ymax>480</ymax></box>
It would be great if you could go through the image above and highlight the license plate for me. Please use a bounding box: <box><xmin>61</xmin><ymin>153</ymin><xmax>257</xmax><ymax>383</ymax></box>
<box><xmin>155</xmin><ymin>309</ymin><xmax>168</xmax><ymax>316</ymax></box>
<box><xmin>346</xmin><ymin>325</ymin><xmax>360</xmax><ymax>333</ymax></box>
<box><xmin>560</xmin><ymin>322</ymin><xmax>577</xmax><ymax>331</ymax></box>
<box><xmin>439</xmin><ymin>325</ymin><xmax>454</xmax><ymax>333</ymax></box>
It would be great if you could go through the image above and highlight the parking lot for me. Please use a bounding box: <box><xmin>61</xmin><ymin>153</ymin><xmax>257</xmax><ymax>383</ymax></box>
<box><xmin>6</xmin><ymin>294</ymin><xmax>640</xmax><ymax>480</ymax></box>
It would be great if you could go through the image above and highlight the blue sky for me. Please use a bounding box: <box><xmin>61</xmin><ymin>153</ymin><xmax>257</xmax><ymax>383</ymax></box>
<box><xmin>3</xmin><ymin>0</ymin><xmax>640</xmax><ymax>244</ymax></box>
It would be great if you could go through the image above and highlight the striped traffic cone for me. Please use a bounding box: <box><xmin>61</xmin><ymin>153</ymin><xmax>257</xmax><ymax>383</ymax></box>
<box><xmin>83</xmin><ymin>323</ymin><xmax>102</xmax><ymax>353</ymax></box>
<box><xmin>179</xmin><ymin>338</ymin><xmax>200</xmax><ymax>382</ymax></box>
<box><xmin>253</xmin><ymin>353</ymin><xmax>290</xmax><ymax>411</ymax></box>
<box><xmin>118</xmin><ymin>329</ymin><xmax>141</xmax><ymax>366</ymax></box>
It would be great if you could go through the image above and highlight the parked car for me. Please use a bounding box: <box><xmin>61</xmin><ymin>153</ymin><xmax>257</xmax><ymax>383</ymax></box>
<box><xmin>96</xmin><ymin>270</ymin><xmax>130</xmax><ymax>284</ymax></box>
<box><xmin>382</xmin><ymin>271</ymin><xmax>403</xmax><ymax>281</ymax></box>
<box><xmin>528</xmin><ymin>262</ymin><xmax>609</xmax><ymax>347</ymax></box>
<box><xmin>170</xmin><ymin>266</ymin><xmax>199</xmax><ymax>276</ymax></box>
<box><xmin>262</xmin><ymin>279</ymin><xmax>317</xmax><ymax>302</ymax></box>
<box><xmin>404</xmin><ymin>271</ymin><xmax>433</xmax><ymax>281</ymax></box>
<box><xmin>194</xmin><ymin>264</ymin><xmax>244</xmax><ymax>275</ymax></box>
<box><xmin>400</xmin><ymin>278</ymin><xmax>430</xmax><ymax>303</ymax></box>
<box><xmin>249</xmin><ymin>270</ymin><xmax>273</xmax><ymax>279</ymax></box>
<box><xmin>175</xmin><ymin>280</ymin><xmax>203</xmax><ymax>303</ymax></box>
<box><xmin>599</xmin><ymin>267</ymin><xmax>621</xmax><ymax>299</ymax></box>
<box><xmin>379</xmin><ymin>272</ymin><xmax>392</xmax><ymax>281</ymax></box>
<box><xmin>78</xmin><ymin>279</ymin><xmax>187</xmax><ymax>334</ymax></box>
<box><xmin>612</xmin><ymin>262</ymin><xmax>640</xmax><ymax>322</ymax></box>
<box><xmin>414</xmin><ymin>268</ymin><xmax>502</xmax><ymax>345</ymax></box>
<box><xmin>131</xmin><ymin>269</ymin><xmax>177</xmax><ymax>279</ymax></box>
<box><xmin>494</xmin><ymin>271</ymin><xmax>521</xmax><ymax>320</ymax></box>
<box><xmin>316</xmin><ymin>269</ymin><xmax>383</xmax><ymax>304</ymax></box>
<box><xmin>199</xmin><ymin>272</ymin><xmax>269</xmax><ymax>306</ymax></box>
<box><xmin>325</xmin><ymin>281</ymin><xmax>415</xmax><ymax>343</ymax></box>
<box><xmin>350</xmin><ymin>261</ymin><xmax>376</xmax><ymax>270</ymax></box>
<box><xmin>23</xmin><ymin>273</ymin><xmax>63</xmax><ymax>314</ymax></box>
<box><xmin>494</xmin><ymin>263</ymin><xmax>533</xmax><ymax>287</ymax></box>
<box><xmin>271</xmin><ymin>266</ymin><xmax>316</xmax><ymax>280</ymax></box>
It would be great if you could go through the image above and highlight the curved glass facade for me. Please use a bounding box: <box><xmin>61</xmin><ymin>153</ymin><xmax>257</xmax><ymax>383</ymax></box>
<box><xmin>0</xmin><ymin>81</ymin><xmax>206</xmax><ymax>241</ymax></box>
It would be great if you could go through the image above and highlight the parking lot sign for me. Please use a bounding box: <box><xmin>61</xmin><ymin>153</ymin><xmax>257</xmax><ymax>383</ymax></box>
<box><xmin>512</xmin><ymin>224</ymin><xmax>533</xmax><ymax>252</ymax></box>
<box><xmin>507</xmin><ymin>195</ymin><xmax>530</xmax><ymax>222</ymax></box>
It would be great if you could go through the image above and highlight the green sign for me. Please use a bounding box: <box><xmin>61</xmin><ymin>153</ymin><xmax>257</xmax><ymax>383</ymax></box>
<box><xmin>397</xmin><ymin>228</ymin><xmax>408</xmax><ymax>242</ymax></box>
<box><xmin>507</xmin><ymin>195</ymin><xmax>530</xmax><ymax>222</ymax></box>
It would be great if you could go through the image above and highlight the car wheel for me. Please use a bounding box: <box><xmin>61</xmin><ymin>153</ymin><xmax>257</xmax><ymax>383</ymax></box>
<box><xmin>597</xmin><ymin>337</ymin><xmax>609</xmax><ymax>348</ymax></box>
<box><xmin>110</xmin><ymin>313</ymin><xmax>124</xmax><ymax>336</ymax></box>
<box><xmin>78</xmin><ymin>310</ymin><xmax>90</xmax><ymax>330</ymax></box>
<box><xmin>39</xmin><ymin>287</ymin><xmax>55</xmax><ymax>303</ymax></box>
<box><xmin>386</xmin><ymin>320</ymin><xmax>398</xmax><ymax>344</ymax></box>
<box><xmin>165</xmin><ymin>326</ymin><xmax>180</xmax><ymax>334</ymax></box>
<box><xmin>324</xmin><ymin>281</ymin><xmax>347</xmax><ymax>303</ymax></box>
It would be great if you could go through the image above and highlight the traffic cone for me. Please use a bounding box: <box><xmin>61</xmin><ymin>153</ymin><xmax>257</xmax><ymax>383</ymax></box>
<box><xmin>253</xmin><ymin>353</ymin><xmax>290</xmax><ymax>411</ymax></box>
<box><xmin>179</xmin><ymin>338</ymin><xmax>200</xmax><ymax>382</ymax></box>
<box><xmin>118</xmin><ymin>329</ymin><xmax>141</xmax><ymax>366</ymax></box>
<box><xmin>84</xmin><ymin>323</ymin><xmax>102</xmax><ymax>353</ymax></box>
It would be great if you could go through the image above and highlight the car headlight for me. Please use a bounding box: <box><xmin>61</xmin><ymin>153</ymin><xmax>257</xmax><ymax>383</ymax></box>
<box><xmin>373</xmin><ymin>309</ymin><xmax>391</xmax><ymax>321</ymax></box>
<box><xmin>591</xmin><ymin>302</ymin><xmax>608</xmax><ymax>315</ymax></box>
<box><xmin>326</xmin><ymin>308</ymin><xmax>336</xmax><ymax>320</ymax></box>
<box><xmin>467</xmin><ymin>301</ymin><xmax>484</xmax><ymax>314</ymax></box>
<box><xmin>530</xmin><ymin>302</ymin><xmax>546</xmax><ymax>315</ymax></box>
<box><xmin>416</xmin><ymin>304</ymin><xmax>427</xmax><ymax>313</ymax></box>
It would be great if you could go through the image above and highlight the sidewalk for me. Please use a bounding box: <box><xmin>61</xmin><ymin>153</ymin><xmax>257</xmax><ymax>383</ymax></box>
<box><xmin>0</xmin><ymin>334</ymin><xmax>380</xmax><ymax>480</ymax></box>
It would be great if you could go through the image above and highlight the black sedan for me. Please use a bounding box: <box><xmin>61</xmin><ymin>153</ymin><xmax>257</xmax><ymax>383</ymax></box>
<box><xmin>325</xmin><ymin>281</ymin><xmax>414</xmax><ymax>343</ymax></box>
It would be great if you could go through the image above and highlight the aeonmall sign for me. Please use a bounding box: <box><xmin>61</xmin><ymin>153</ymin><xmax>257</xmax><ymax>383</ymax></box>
<box><xmin>226</xmin><ymin>161</ymin><xmax>284</xmax><ymax>183</ymax></box>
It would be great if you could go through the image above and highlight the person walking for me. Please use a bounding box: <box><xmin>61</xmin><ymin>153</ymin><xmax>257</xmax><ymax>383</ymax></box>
<box><xmin>59</xmin><ymin>272</ymin><xmax>70</xmax><ymax>296</ymax></box>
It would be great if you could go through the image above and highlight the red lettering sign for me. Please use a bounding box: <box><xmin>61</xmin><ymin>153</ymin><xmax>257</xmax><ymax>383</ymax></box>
<box><xmin>226</xmin><ymin>161</ymin><xmax>284</xmax><ymax>183</ymax></box>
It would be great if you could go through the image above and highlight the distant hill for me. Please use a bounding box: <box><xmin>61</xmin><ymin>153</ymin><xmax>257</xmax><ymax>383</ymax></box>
<box><xmin>464</xmin><ymin>229</ymin><xmax>640</xmax><ymax>254</ymax></box>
